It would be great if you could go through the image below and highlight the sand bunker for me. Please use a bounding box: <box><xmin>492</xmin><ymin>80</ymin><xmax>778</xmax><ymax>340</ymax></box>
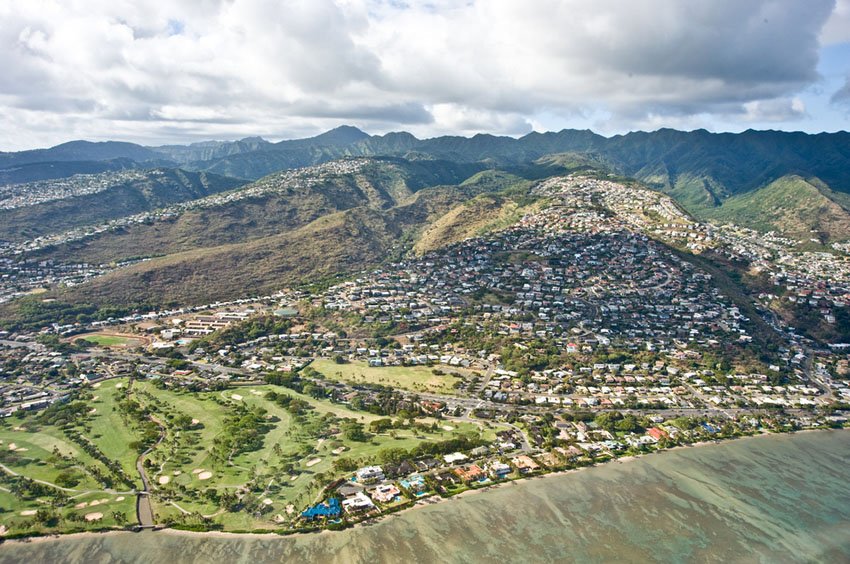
<box><xmin>192</xmin><ymin>468</ymin><xmax>204</xmax><ymax>474</ymax></box>
<box><xmin>115</xmin><ymin>496</ymin><xmax>125</xmax><ymax>502</ymax></box>
<box><xmin>263</xmin><ymin>498</ymin><xmax>273</xmax><ymax>505</ymax></box>
<box><xmin>173</xmin><ymin>470</ymin><xmax>182</xmax><ymax>476</ymax></box>
<box><xmin>231</xmin><ymin>394</ymin><xmax>243</xmax><ymax>401</ymax></box>
<box><xmin>442</xmin><ymin>425</ymin><xmax>455</xmax><ymax>431</ymax></box>
<box><xmin>7</xmin><ymin>443</ymin><xmax>17</xmax><ymax>451</ymax></box>
<box><xmin>250</xmin><ymin>389</ymin><xmax>262</xmax><ymax>396</ymax></box>
<box><xmin>0</xmin><ymin>525</ymin><xmax>7</xmax><ymax>536</ymax></box>
<box><xmin>191</xmin><ymin>419</ymin><xmax>200</xmax><ymax>425</ymax></box>
<box><xmin>92</xmin><ymin>396</ymin><xmax>99</xmax><ymax>401</ymax></box>
<box><xmin>19</xmin><ymin>510</ymin><xmax>36</xmax><ymax>516</ymax></box>
<box><xmin>198</xmin><ymin>471</ymin><xmax>213</xmax><ymax>480</ymax></box>
<box><xmin>88</xmin><ymin>408</ymin><xmax>97</xmax><ymax>414</ymax></box>
<box><xmin>84</xmin><ymin>512</ymin><xmax>103</xmax><ymax>522</ymax></box>
<box><xmin>306</xmin><ymin>458</ymin><xmax>322</xmax><ymax>467</ymax></box>
<box><xmin>74</xmin><ymin>502</ymin><xmax>88</xmax><ymax>509</ymax></box>
<box><xmin>158</xmin><ymin>476</ymin><xmax>170</xmax><ymax>485</ymax></box>
<box><xmin>89</xmin><ymin>500</ymin><xmax>101</xmax><ymax>507</ymax></box>
<box><xmin>92</xmin><ymin>382</ymin><xmax>101</xmax><ymax>389</ymax></box>
<box><xmin>332</xmin><ymin>447</ymin><xmax>347</xmax><ymax>455</ymax></box>
<box><xmin>114</xmin><ymin>383</ymin><xmax>122</xmax><ymax>389</ymax></box>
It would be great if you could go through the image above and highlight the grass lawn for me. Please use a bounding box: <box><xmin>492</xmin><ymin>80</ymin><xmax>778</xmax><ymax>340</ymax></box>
<box><xmin>310</xmin><ymin>359</ymin><xmax>466</xmax><ymax>394</ymax></box>
<box><xmin>0</xmin><ymin>489</ymin><xmax>137</xmax><ymax>535</ymax></box>
<box><xmin>85</xmin><ymin>379</ymin><xmax>143</xmax><ymax>478</ymax></box>
<box><xmin>141</xmin><ymin>381</ymin><xmax>502</xmax><ymax>530</ymax></box>
<box><xmin>0</xmin><ymin>426</ymin><xmax>103</xmax><ymax>490</ymax></box>
<box><xmin>79</xmin><ymin>334</ymin><xmax>142</xmax><ymax>347</ymax></box>
<box><xmin>135</xmin><ymin>380</ymin><xmax>230</xmax><ymax>471</ymax></box>
<box><xmin>0</xmin><ymin>395</ymin><xmax>141</xmax><ymax>537</ymax></box>
<box><xmin>0</xmin><ymin>377</ymin><xmax>505</xmax><ymax>534</ymax></box>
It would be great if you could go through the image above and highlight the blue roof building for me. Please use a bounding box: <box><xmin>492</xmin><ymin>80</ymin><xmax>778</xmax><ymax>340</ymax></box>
<box><xmin>301</xmin><ymin>498</ymin><xmax>341</xmax><ymax>520</ymax></box>
<box><xmin>701</xmin><ymin>422</ymin><xmax>720</xmax><ymax>434</ymax></box>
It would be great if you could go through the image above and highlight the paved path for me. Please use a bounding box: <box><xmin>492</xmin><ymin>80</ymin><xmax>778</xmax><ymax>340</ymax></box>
<box><xmin>133</xmin><ymin>381</ymin><xmax>164</xmax><ymax>529</ymax></box>
<box><xmin>135</xmin><ymin>455</ymin><xmax>156</xmax><ymax>528</ymax></box>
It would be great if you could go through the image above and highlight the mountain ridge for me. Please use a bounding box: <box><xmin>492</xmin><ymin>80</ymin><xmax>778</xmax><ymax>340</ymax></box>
<box><xmin>4</xmin><ymin>126</ymin><xmax>850</xmax><ymax>237</ymax></box>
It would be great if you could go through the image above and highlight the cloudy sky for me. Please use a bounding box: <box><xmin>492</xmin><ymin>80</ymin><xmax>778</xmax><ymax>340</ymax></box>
<box><xmin>1</xmin><ymin>0</ymin><xmax>849</xmax><ymax>150</ymax></box>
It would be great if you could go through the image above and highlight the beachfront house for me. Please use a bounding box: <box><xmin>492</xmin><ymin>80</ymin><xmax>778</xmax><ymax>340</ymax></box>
<box><xmin>370</xmin><ymin>483</ymin><xmax>401</xmax><ymax>503</ymax></box>
<box><xmin>342</xmin><ymin>491</ymin><xmax>375</xmax><ymax>514</ymax></box>
<box><xmin>454</xmin><ymin>464</ymin><xmax>485</xmax><ymax>483</ymax></box>
<box><xmin>301</xmin><ymin>498</ymin><xmax>341</xmax><ymax>521</ymax></box>
<box><xmin>356</xmin><ymin>465</ymin><xmax>385</xmax><ymax>484</ymax></box>
<box><xmin>511</xmin><ymin>455</ymin><xmax>541</xmax><ymax>474</ymax></box>
<box><xmin>488</xmin><ymin>461</ymin><xmax>512</xmax><ymax>479</ymax></box>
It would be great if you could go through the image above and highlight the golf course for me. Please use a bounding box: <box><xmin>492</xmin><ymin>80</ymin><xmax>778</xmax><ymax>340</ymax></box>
<box><xmin>0</xmin><ymin>376</ymin><xmax>501</xmax><ymax>536</ymax></box>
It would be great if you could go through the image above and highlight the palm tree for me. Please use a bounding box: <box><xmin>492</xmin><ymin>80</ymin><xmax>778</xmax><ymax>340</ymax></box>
<box><xmin>112</xmin><ymin>511</ymin><xmax>128</xmax><ymax>526</ymax></box>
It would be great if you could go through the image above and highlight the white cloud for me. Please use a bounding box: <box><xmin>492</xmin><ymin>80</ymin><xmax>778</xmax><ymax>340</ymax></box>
<box><xmin>426</xmin><ymin>105</ymin><xmax>532</xmax><ymax>137</ymax></box>
<box><xmin>822</xmin><ymin>0</ymin><xmax>850</xmax><ymax>44</ymax></box>
<box><xmin>0</xmin><ymin>0</ymin><xmax>841</xmax><ymax>149</ymax></box>
<box><xmin>742</xmin><ymin>98</ymin><xmax>808</xmax><ymax>122</ymax></box>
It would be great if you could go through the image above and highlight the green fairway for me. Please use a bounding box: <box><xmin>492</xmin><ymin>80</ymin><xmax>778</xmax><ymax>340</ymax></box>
<box><xmin>310</xmin><ymin>358</ymin><xmax>466</xmax><ymax>394</ymax></box>
<box><xmin>86</xmin><ymin>379</ymin><xmax>144</xmax><ymax>478</ymax></box>
<box><xmin>0</xmin><ymin>428</ymin><xmax>102</xmax><ymax>490</ymax></box>
<box><xmin>0</xmin><ymin>377</ymin><xmax>503</xmax><ymax>535</ymax></box>
<box><xmin>0</xmin><ymin>387</ymin><xmax>142</xmax><ymax>537</ymax></box>
<box><xmin>136</xmin><ymin>382</ymin><xmax>500</xmax><ymax>530</ymax></box>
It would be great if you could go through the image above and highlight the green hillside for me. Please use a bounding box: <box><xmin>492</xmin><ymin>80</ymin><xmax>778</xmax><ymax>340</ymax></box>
<box><xmin>0</xmin><ymin>169</ymin><xmax>246</xmax><ymax>243</ymax></box>
<box><xmin>33</xmin><ymin>158</ymin><xmax>485</xmax><ymax>265</ymax></box>
<box><xmin>413</xmin><ymin>190</ymin><xmax>537</xmax><ymax>255</ymax></box>
<box><xmin>0</xmin><ymin>158</ymin><xmax>140</xmax><ymax>185</ymax></box>
<box><xmin>54</xmin><ymin>208</ymin><xmax>403</xmax><ymax>306</ymax></box>
<box><xmin>0</xmin><ymin>140</ymin><xmax>162</xmax><ymax>169</ymax></box>
<box><xmin>140</xmin><ymin>127</ymin><xmax>850</xmax><ymax>199</ymax></box>
<box><xmin>6</xmin><ymin>128</ymin><xmax>850</xmax><ymax>206</ymax></box>
<box><xmin>702</xmin><ymin>175</ymin><xmax>850</xmax><ymax>243</ymax></box>
<box><xmin>0</xmin><ymin>162</ymin><xmax>502</xmax><ymax>317</ymax></box>
<box><xmin>47</xmin><ymin>180</ymin><xmax>494</xmax><ymax>308</ymax></box>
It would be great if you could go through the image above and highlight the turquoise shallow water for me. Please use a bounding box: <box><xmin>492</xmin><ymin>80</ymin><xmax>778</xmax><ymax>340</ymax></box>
<box><xmin>1</xmin><ymin>430</ymin><xmax>848</xmax><ymax>563</ymax></box>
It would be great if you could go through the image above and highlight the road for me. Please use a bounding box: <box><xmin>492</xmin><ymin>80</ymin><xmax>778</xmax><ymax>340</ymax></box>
<box><xmin>475</xmin><ymin>364</ymin><xmax>496</xmax><ymax>394</ymax></box>
<box><xmin>132</xmin><ymin>382</ymin><xmax>165</xmax><ymax>529</ymax></box>
<box><xmin>801</xmin><ymin>345</ymin><xmax>836</xmax><ymax>401</ymax></box>
<box><xmin>0</xmin><ymin>339</ymin><xmax>42</xmax><ymax>350</ymax></box>
<box><xmin>135</xmin><ymin>455</ymin><xmax>155</xmax><ymax>528</ymax></box>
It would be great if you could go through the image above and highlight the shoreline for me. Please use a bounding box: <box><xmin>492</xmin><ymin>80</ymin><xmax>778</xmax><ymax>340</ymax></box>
<box><xmin>2</xmin><ymin>428</ymin><xmax>845</xmax><ymax>546</ymax></box>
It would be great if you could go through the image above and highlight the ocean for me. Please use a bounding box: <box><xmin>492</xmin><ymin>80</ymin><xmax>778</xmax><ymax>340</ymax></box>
<box><xmin>1</xmin><ymin>430</ymin><xmax>848</xmax><ymax>563</ymax></box>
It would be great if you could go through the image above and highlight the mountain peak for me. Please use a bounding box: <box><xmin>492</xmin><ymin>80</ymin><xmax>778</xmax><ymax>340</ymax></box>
<box><xmin>312</xmin><ymin>125</ymin><xmax>370</xmax><ymax>146</ymax></box>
